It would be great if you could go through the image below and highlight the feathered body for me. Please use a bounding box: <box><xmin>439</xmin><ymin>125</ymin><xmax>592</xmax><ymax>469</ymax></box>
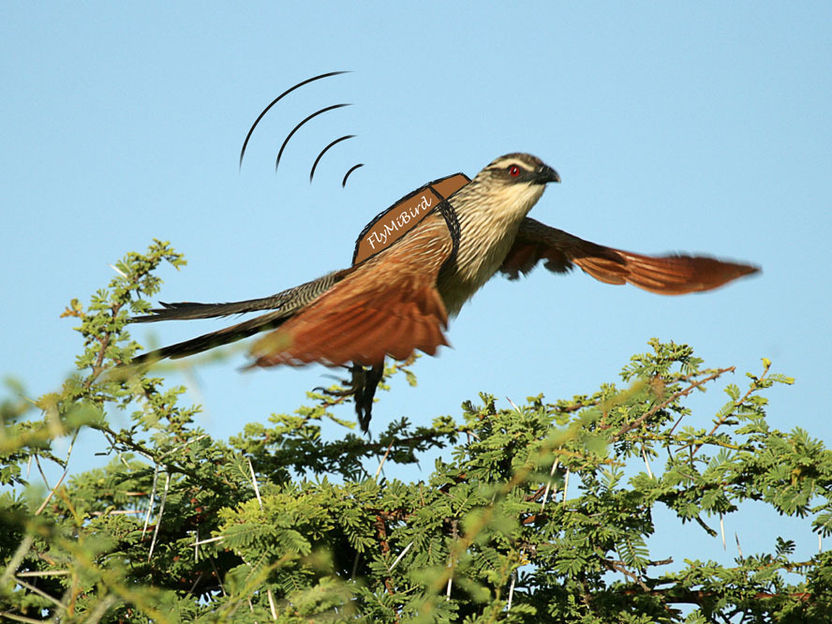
<box><xmin>130</xmin><ymin>153</ymin><xmax>758</xmax><ymax>428</ymax></box>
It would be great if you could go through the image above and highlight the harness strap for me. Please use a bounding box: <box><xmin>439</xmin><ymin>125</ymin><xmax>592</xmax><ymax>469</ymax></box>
<box><xmin>352</xmin><ymin>172</ymin><xmax>470</xmax><ymax>266</ymax></box>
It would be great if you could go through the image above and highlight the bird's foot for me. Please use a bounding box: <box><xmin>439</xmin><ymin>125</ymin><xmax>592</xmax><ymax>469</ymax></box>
<box><xmin>313</xmin><ymin>363</ymin><xmax>384</xmax><ymax>433</ymax></box>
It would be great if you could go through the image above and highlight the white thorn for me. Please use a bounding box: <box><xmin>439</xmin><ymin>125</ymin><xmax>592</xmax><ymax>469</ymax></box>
<box><xmin>541</xmin><ymin>459</ymin><xmax>560</xmax><ymax>512</ymax></box>
<box><xmin>192</xmin><ymin>535</ymin><xmax>225</xmax><ymax>547</ymax></box>
<box><xmin>142</xmin><ymin>463</ymin><xmax>160</xmax><ymax>539</ymax></box>
<box><xmin>247</xmin><ymin>457</ymin><xmax>263</xmax><ymax>508</ymax></box>
<box><xmin>506</xmin><ymin>571</ymin><xmax>517</xmax><ymax>611</ymax></box>
<box><xmin>389</xmin><ymin>541</ymin><xmax>413</xmax><ymax>572</ymax></box>
<box><xmin>374</xmin><ymin>440</ymin><xmax>394</xmax><ymax>480</ymax></box>
<box><xmin>267</xmin><ymin>588</ymin><xmax>278</xmax><ymax>621</ymax></box>
<box><xmin>642</xmin><ymin>447</ymin><xmax>654</xmax><ymax>479</ymax></box>
<box><xmin>147</xmin><ymin>472</ymin><xmax>170</xmax><ymax>561</ymax></box>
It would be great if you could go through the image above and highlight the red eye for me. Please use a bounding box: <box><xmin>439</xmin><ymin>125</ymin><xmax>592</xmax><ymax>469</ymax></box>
<box><xmin>508</xmin><ymin>165</ymin><xmax>520</xmax><ymax>177</ymax></box>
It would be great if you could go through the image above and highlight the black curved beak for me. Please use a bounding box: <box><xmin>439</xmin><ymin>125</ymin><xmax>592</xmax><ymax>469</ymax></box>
<box><xmin>536</xmin><ymin>164</ymin><xmax>561</xmax><ymax>184</ymax></box>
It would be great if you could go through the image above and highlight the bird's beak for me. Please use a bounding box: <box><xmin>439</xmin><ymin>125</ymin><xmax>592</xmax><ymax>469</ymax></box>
<box><xmin>536</xmin><ymin>164</ymin><xmax>561</xmax><ymax>184</ymax></box>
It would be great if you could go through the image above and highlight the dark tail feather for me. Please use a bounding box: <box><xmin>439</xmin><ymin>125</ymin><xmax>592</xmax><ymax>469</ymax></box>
<box><xmin>130</xmin><ymin>270</ymin><xmax>350</xmax><ymax>323</ymax></box>
<box><xmin>129</xmin><ymin>269</ymin><xmax>353</xmax><ymax>365</ymax></box>
<box><xmin>131</xmin><ymin>298</ymin><xmax>288</xmax><ymax>322</ymax></box>
<box><xmin>130</xmin><ymin>309</ymin><xmax>292</xmax><ymax>365</ymax></box>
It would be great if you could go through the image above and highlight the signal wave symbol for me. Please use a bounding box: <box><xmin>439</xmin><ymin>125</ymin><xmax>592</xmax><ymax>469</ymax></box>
<box><xmin>238</xmin><ymin>71</ymin><xmax>364</xmax><ymax>187</ymax></box>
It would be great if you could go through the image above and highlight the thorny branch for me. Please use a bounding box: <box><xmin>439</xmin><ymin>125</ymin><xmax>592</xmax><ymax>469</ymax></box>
<box><xmin>612</xmin><ymin>367</ymin><xmax>735</xmax><ymax>442</ymax></box>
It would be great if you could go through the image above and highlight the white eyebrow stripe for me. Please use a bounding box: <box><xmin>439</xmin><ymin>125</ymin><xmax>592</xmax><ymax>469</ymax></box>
<box><xmin>488</xmin><ymin>159</ymin><xmax>534</xmax><ymax>172</ymax></box>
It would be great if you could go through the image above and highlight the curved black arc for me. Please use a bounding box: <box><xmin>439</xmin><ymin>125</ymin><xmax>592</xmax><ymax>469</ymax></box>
<box><xmin>309</xmin><ymin>134</ymin><xmax>356</xmax><ymax>182</ymax></box>
<box><xmin>275</xmin><ymin>103</ymin><xmax>351</xmax><ymax>172</ymax></box>
<box><xmin>342</xmin><ymin>163</ymin><xmax>364</xmax><ymax>187</ymax></box>
<box><xmin>238</xmin><ymin>70</ymin><xmax>349</xmax><ymax>169</ymax></box>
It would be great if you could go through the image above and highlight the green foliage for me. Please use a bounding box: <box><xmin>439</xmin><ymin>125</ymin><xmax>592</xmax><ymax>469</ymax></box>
<box><xmin>1</xmin><ymin>243</ymin><xmax>831</xmax><ymax>622</ymax></box>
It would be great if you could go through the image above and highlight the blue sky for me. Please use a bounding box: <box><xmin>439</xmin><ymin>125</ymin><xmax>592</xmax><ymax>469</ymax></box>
<box><xmin>2</xmin><ymin>2</ymin><xmax>830</xmax><ymax>579</ymax></box>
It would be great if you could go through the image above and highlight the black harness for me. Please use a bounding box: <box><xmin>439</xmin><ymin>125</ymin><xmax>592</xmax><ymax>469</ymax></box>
<box><xmin>351</xmin><ymin>173</ymin><xmax>470</xmax><ymax>268</ymax></box>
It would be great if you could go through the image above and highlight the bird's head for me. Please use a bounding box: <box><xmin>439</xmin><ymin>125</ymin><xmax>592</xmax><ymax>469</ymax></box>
<box><xmin>465</xmin><ymin>153</ymin><xmax>561</xmax><ymax>221</ymax></box>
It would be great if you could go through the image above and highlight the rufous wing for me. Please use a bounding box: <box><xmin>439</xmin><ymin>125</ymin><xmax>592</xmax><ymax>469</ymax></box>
<box><xmin>501</xmin><ymin>217</ymin><xmax>759</xmax><ymax>295</ymax></box>
<box><xmin>250</xmin><ymin>215</ymin><xmax>454</xmax><ymax>367</ymax></box>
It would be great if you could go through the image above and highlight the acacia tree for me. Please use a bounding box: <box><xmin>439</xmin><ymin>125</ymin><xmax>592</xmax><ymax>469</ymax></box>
<box><xmin>1</xmin><ymin>241</ymin><xmax>830</xmax><ymax>623</ymax></box>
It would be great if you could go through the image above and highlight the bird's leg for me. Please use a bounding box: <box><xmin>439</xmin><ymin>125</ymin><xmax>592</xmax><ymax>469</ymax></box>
<box><xmin>313</xmin><ymin>366</ymin><xmax>361</xmax><ymax>397</ymax></box>
<box><xmin>313</xmin><ymin>363</ymin><xmax>385</xmax><ymax>433</ymax></box>
<box><xmin>353</xmin><ymin>363</ymin><xmax>385</xmax><ymax>434</ymax></box>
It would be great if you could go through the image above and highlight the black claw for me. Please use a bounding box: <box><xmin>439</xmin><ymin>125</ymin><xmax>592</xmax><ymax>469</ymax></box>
<box><xmin>314</xmin><ymin>363</ymin><xmax>384</xmax><ymax>433</ymax></box>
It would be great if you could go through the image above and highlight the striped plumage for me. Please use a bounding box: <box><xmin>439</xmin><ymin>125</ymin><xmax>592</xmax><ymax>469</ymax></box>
<box><xmin>436</xmin><ymin>154</ymin><xmax>554</xmax><ymax>315</ymax></box>
<box><xmin>130</xmin><ymin>153</ymin><xmax>758</xmax><ymax>428</ymax></box>
<box><xmin>132</xmin><ymin>153</ymin><xmax>560</xmax><ymax>367</ymax></box>
<box><xmin>130</xmin><ymin>270</ymin><xmax>349</xmax><ymax>362</ymax></box>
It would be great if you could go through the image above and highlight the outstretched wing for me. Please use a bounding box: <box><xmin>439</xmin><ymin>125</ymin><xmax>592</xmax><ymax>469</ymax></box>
<box><xmin>249</xmin><ymin>212</ymin><xmax>454</xmax><ymax>368</ymax></box>
<box><xmin>500</xmin><ymin>217</ymin><xmax>759</xmax><ymax>294</ymax></box>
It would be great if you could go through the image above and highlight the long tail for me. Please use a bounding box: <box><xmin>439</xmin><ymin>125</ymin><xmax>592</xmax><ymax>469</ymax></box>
<box><xmin>129</xmin><ymin>269</ymin><xmax>350</xmax><ymax>364</ymax></box>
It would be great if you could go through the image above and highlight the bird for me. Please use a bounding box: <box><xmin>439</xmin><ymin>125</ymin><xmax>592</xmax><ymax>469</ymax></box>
<box><xmin>130</xmin><ymin>153</ymin><xmax>758</xmax><ymax>430</ymax></box>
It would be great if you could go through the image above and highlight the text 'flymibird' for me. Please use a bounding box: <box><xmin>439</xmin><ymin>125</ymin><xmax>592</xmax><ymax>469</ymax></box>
<box><xmin>131</xmin><ymin>153</ymin><xmax>758</xmax><ymax>430</ymax></box>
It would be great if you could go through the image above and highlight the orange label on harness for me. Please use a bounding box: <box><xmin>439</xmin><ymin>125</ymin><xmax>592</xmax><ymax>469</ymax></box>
<box><xmin>352</xmin><ymin>173</ymin><xmax>470</xmax><ymax>265</ymax></box>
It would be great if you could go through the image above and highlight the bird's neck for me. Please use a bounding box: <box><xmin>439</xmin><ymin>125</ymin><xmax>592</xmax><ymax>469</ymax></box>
<box><xmin>439</xmin><ymin>182</ymin><xmax>546</xmax><ymax>315</ymax></box>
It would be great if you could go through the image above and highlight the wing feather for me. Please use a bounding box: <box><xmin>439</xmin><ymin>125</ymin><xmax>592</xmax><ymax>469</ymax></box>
<box><xmin>501</xmin><ymin>217</ymin><xmax>759</xmax><ymax>295</ymax></box>
<box><xmin>250</xmin><ymin>214</ymin><xmax>453</xmax><ymax>367</ymax></box>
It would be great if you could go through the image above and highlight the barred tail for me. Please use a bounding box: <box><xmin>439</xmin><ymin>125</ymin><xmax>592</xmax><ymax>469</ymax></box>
<box><xmin>131</xmin><ymin>270</ymin><xmax>348</xmax><ymax>323</ymax></box>
<box><xmin>129</xmin><ymin>269</ymin><xmax>351</xmax><ymax>364</ymax></box>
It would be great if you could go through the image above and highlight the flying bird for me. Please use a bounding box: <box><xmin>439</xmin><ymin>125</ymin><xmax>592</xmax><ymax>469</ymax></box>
<box><xmin>131</xmin><ymin>153</ymin><xmax>758</xmax><ymax>430</ymax></box>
